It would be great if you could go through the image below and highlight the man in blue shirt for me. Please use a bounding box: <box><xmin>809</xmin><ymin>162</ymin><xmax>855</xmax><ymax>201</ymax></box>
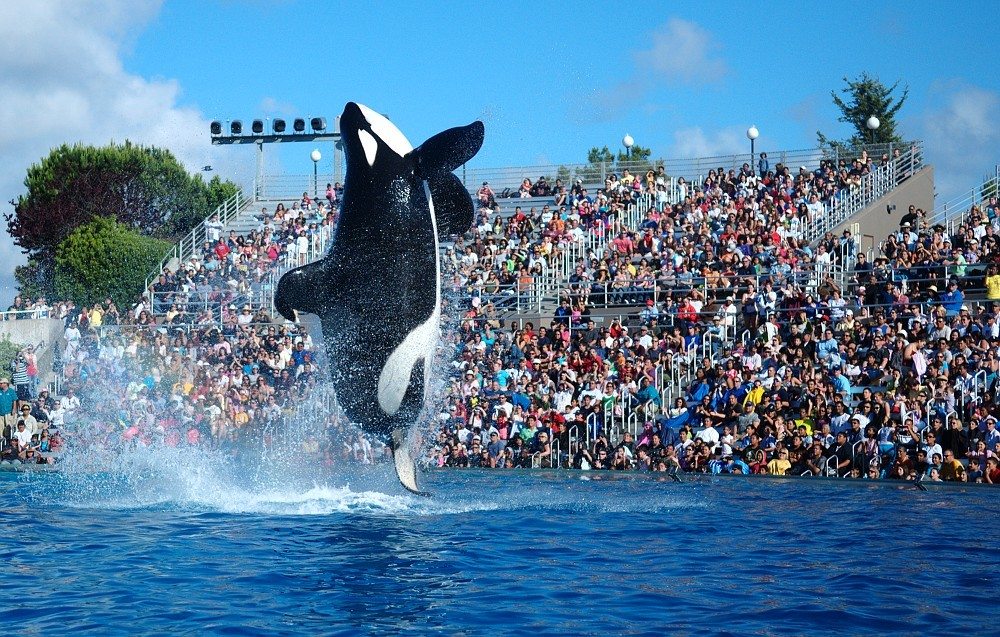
<box><xmin>0</xmin><ymin>378</ymin><xmax>17</xmax><ymax>440</ymax></box>
<box><xmin>817</xmin><ymin>329</ymin><xmax>841</xmax><ymax>368</ymax></box>
<box><xmin>831</xmin><ymin>367</ymin><xmax>852</xmax><ymax>396</ymax></box>
<box><xmin>939</xmin><ymin>280</ymin><xmax>965</xmax><ymax>317</ymax></box>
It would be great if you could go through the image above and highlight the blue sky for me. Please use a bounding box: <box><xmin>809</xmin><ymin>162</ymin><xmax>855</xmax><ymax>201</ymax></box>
<box><xmin>122</xmin><ymin>0</ymin><xmax>999</xmax><ymax>185</ymax></box>
<box><xmin>1</xmin><ymin>0</ymin><xmax>999</xmax><ymax>304</ymax></box>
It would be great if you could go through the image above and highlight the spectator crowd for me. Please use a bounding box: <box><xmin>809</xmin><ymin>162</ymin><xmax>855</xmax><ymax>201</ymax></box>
<box><xmin>5</xmin><ymin>150</ymin><xmax>1000</xmax><ymax>487</ymax></box>
<box><xmin>429</xmin><ymin>154</ymin><xmax>1000</xmax><ymax>485</ymax></box>
<box><xmin>2</xmin><ymin>192</ymin><xmax>383</xmax><ymax>469</ymax></box>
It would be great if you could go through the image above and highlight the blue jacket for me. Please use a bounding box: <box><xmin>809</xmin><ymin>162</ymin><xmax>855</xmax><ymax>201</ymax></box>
<box><xmin>939</xmin><ymin>289</ymin><xmax>964</xmax><ymax>314</ymax></box>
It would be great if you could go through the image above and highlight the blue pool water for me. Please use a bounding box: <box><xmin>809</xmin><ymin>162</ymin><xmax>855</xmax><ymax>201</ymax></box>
<box><xmin>2</xmin><ymin>460</ymin><xmax>997</xmax><ymax>636</ymax></box>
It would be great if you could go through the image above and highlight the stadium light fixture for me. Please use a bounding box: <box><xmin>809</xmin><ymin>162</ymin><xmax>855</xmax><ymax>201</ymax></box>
<box><xmin>209</xmin><ymin>114</ymin><xmax>343</xmax><ymax>200</ymax></box>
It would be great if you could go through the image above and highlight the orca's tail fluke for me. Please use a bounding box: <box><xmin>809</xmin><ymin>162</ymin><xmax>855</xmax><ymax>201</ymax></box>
<box><xmin>391</xmin><ymin>428</ymin><xmax>430</xmax><ymax>497</ymax></box>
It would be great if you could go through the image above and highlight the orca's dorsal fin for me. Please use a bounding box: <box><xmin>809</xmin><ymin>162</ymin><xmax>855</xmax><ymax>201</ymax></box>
<box><xmin>412</xmin><ymin>121</ymin><xmax>484</xmax><ymax>180</ymax></box>
<box><xmin>429</xmin><ymin>173</ymin><xmax>474</xmax><ymax>238</ymax></box>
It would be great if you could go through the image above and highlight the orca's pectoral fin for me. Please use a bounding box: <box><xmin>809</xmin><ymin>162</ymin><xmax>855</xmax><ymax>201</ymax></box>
<box><xmin>275</xmin><ymin>261</ymin><xmax>325</xmax><ymax>321</ymax></box>
<box><xmin>429</xmin><ymin>173</ymin><xmax>475</xmax><ymax>238</ymax></box>
<box><xmin>392</xmin><ymin>428</ymin><xmax>431</xmax><ymax>497</ymax></box>
<box><xmin>412</xmin><ymin>121</ymin><xmax>485</xmax><ymax>179</ymax></box>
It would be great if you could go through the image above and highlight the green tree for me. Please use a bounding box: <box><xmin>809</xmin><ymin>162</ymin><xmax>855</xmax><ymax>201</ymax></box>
<box><xmin>0</xmin><ymin>336</ymin><xmax>22</xmax><ymax>380</ymax></box>
<box><xmin>205</xmin><ymin>175</ymin><xmax>240</xmax><ymax>211</ymax></box>
<box><xmin>817</xmin><ymin>72</ymin><xmax>909</xmax><ymax>150</ymax></box>
<box><xmin>617</xmin><ymin>144</ymin><xmax>654</xmax><ymax>173</ymax></box>
<box><xmin>5</xmin><ymin>141</ymin><xmax>239</xmax><ymax>297</ymax></box>
<box><xmin>53</xmin><ymin>217</ymin><xmax>172</xmax><ymax>308</ymax></box>
<box><xmin>556</xmin><ymin>165</ymin><xmax>572</xmax><ymax>185</ymax></box>
<box><xmin>982</xmin><ymin>174</ymin><xmax>999</xmax><ymax>201</ymax></box>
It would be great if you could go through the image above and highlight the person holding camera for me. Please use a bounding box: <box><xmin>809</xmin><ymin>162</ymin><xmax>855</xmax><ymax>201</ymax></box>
<box><xmin>10</xmin><ymin>352</ymin><xmax>31</xmax><ymax>411</ymax></box>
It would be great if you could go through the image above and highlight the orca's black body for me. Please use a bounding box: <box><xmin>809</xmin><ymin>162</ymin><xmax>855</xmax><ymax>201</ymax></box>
<box><xmin>274</xmin><ymin>102</ymin><xmax>483</xmax><ymax>494</ymax></box>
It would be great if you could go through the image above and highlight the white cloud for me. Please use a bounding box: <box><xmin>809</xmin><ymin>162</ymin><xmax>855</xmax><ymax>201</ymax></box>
<box><xmin>670</xmin><ymin>126</ymin><xmax>746</xmax><ymax>159</ymax></box>
<box><xmin>575</xmin><ymin>18</ymin><xmax>726</xmax><ymax>124</ymax></box>
<box><xmin>259</xmin><ymin>96</ymin><xmax>298</xmax><ymax>117</ymax></box>
<box><xmin>917</xmin><ymin>82</ymin><xmax>1000</xmax><ymax>201</ymax></box>
<box><xmin>633</xmin><ymin>18</ymin><xmax>727</xmax><ymax>83</ymax></box>
<box><xmin>0</xmin><ymin>0</ymin><xmax>242</xmax><ymax>305</ymax></box>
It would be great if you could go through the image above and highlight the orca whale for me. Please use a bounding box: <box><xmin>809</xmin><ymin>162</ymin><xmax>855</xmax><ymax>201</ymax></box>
<box><xmin>274</xmin><ymin>102</ymin><xmax>484</xmax><ymax>495</ymax></box>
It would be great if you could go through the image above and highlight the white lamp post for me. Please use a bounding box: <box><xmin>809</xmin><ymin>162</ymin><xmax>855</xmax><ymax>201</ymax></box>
<box><xmin>622</xmin><ymin>133</ymin><xmax>634</xmax><ymax>166</ymax></box>
<box><xmin>746</xmin><ymin>125</ymin><xmax>759</xmax><ymax>175</ymax></box>
<box><xmin>866</xmin><ymin>116</ymin><xmax>880</xmax><ymax>145</ymax></box>
<box><xmin>310</xmin><ymin>148</ymin><xmax>322</xmax><ymax>200</ymax></box>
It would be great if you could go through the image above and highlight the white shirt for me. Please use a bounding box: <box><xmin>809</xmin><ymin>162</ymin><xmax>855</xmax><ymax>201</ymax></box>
<box><xmin>48</xmin><ymin>406</ymin><xmax>66</xmax><ymax>427</ymax></box>
<box><xmin>695</xmin><ymin>426</ymin><xmax>720</xmax><ymax>451</ymax></box>
<box><xmin>14</xmin><ymin>427</ymin><xmax>33</xmax><ymax>447</ymax></box>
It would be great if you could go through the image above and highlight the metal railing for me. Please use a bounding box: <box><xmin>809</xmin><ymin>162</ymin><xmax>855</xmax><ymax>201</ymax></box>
<box><xmin>144</xmin><ymin>189</ymin><xmax>248</xmax><ymax>293</ymax></box>
<box><xmin>455</xmin><ymin>142</ymin><xmax>917</xmax><ymax>193</ymax></box>
<box><xmin>253</xmin><ymin>143</ymin><xmax>918</xmax><ymax>203</ymax></box>
<box><xmin>799</xmin><ymin>144</ymin><xmax>923</xmax><ymax>243</ymax></box>
<box><xmin>934</xmin><ymin>166</ymin><xmax>1000</xmax><ymax>230</ymax></box>
<box><xmin>0</xmin><ymin>308</ymin><xmax>55</xmax><ymax>321</ymax></box>
<box><xmin>148</xmin><ymin>222</ymin><xmax>336</xmax><ymax>318</ymax></box>
<box><xmin>255</xmin><ymin>174</ymin><xmax>340</xmax><ymax>201</ymax></box>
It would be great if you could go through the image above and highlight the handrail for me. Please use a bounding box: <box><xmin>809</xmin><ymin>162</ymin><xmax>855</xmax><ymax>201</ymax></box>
<box><xmin>931</xmin><ymin>165</ymin><xmax>1000</xmax><ymax>227</ymax></box>
<box><xmin>799</xmin><ymin>145</ymin><xmax>923</xmax><ymax>244</ymax></box>
<box><xmin>144</xmin><ymin>189</ymin><xmax>247</xmax><ymax>295</ymax></box>
<box><xmin>455</xmin><ymin>142</ymin><xmax>917</xmax><ymax>192</ymax></box>
<box><xmin>0</xmin><ymin>308</ymin><xmax>55</xmax><ymax>321</ymax></box>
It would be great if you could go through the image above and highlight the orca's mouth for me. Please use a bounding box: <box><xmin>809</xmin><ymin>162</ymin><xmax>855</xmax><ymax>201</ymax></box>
<box><xmin>274</xmin><ymin>273</ymin><xmax>298</xmax><ymax>322</ymax></box>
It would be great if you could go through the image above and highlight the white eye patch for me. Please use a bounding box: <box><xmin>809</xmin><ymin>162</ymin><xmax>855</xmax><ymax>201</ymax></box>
<box><xmin>358</xmin><ymin>129</ymin><xmax>378</xmax><ymax>166</ymax></box>
<box><xmin>357</xmin><ymin>103</ymin><xmax>412</xmax><ymax>157</ymax></box>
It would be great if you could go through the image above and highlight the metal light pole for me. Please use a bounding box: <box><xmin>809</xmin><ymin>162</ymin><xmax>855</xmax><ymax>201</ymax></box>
<box><xmin>311</xmin><ymin>148</ymin><xmax>322</xmax><ymax>201</ymax></box>
<box><xmin>746</xmin><ymin>125</ymin><xmax>759</xmax><ymax>176</ymax></box>
<box><xmin>622</xmin><ymin>133</ymin><xmax>634</xmax><ymax>170</ymax></box>
<box><xmin>866</xmin><ymin>116</ymin><xmax>880</xmax><ymax>145</ymax></box>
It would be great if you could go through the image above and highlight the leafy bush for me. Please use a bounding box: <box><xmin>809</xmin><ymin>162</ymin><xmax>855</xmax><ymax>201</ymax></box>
<box><xmin>54</xmin><ymin>217</ymin><xmax>172</xmax><ymax>308</ymax></box>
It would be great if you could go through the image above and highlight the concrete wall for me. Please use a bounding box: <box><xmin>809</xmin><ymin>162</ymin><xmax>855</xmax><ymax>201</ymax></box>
<box><xmin>0</xmin><ymin>318</ymin><xmax>64</xmax><ymax>386</ymax></box>
<box><xmin>828</xmin><ymin>165</ymin><xmax>935</xmax><ymax>254</ymax></box>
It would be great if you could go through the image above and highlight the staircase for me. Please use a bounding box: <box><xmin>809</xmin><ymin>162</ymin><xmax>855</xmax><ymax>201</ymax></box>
<box><xmin>144</xmin><ymin>190</ymin><xmax>253</xmax><ymax>291</ymax></box>
<box><xmin>799</xmin><ymin>144</ymin><xmax>925</xmax><ymax>244</ymax></box>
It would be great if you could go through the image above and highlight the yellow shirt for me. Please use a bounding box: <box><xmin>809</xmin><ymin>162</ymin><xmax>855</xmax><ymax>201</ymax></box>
<box><xmin>768</xmin><ymin>458</ymin><xmax>792</xmax><ymax>476</ymax></box>
<box><xmin>744</xmin><ymin>386</ymin><xmax>765</xmax><ymax>406</ymax></box>
<box><xmin>793</xmin><ymin>418</ymin><xmax>814</xmax><ymax>435</ymax></box>
<box><xmin>986</xmin><ymin>274</ymin><xmax>1000</xmax><ymax>300</ymax></box>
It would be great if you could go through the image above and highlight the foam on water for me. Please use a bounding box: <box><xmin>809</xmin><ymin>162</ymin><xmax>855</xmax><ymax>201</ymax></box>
<box><xmin>24</xmin><ymin>442</ymin><xmax>705</xmax><ymax>518</ymax></box>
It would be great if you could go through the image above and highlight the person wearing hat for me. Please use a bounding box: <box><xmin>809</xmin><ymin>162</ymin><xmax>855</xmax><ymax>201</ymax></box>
<box><xmin>0</xmin><ymin>378</ymin><xmax>16</xmax><ymax>440</ymax></box>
